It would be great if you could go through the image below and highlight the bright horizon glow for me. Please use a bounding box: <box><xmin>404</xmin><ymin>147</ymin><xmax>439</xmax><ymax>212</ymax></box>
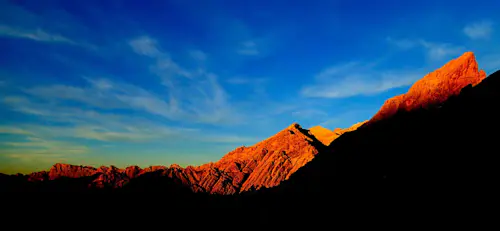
<box><xmin>0</xmin><ymin>0</ymin><xmax>499</xmax><ymax>174</ymax></box>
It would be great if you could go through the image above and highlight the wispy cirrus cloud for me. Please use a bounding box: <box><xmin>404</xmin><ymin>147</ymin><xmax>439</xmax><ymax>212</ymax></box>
<box><xmin>301</xmin><ymin>62</ymin><xmax>425</xmax><ymax>98</ymax></box>
<box><xmin>188</xmin><ymin>49</ymin><xmax>208</xmax><ymax>62</ymax></box>
<box><xmin>1</xmin><ymin>93</ymin><xmax>255</xmax><ymax>145</ymax></box>
<box><xmin>20</xmin><ymin>79</ymin><xmax>184</xmax><ymax>121</ymax></box>
<box><xmin>129</xmin><ymin>36</ymin><xmax>162</xmax><ymax>57</ymax></box>
<box><xmin>0</xmin><ymin>131</ymin><xmax>89</xmax><ymax>167</ymax></box>
<box><xmin>386</xmin><ymin>37</ymin><xmax>465</xmax><ymax>61</ymax></box>
<box><xmin>226</xmin><ymin>76</ymin><xmax>269</xmax><ymax>98</ymax></box>
<box><xmin>420</xmin><ymin>41</ymin><xmax>465</xmax><ymax>61</ymax></box>
<box><xmin>237</xmin><ymin>40</ymin><xmax>260</xmax><ymax>56</ymax></box>
<box><xmin>226</xmin><ymin>76</ymin><xmax>268</xmax><ymax>85</ymax></box>
<box><xmin>235</xmin><ymin>34</ymin><xmax>280</xmax><ymax>57</ymax></box>
<box><xmin>19</xmin><ymin>67</ymin><xmax>238</xmax><ymax>126</ymax></box>
<box><xmin>0</xmin><ymin>25</ymin><xmax>73</xmax><ymax>43</ymax></box>
<box><xmin>0</xmin><ymin>28</ymin><xmax>272</xmax><ymax>169</ymax></box>
<box><xmin>1</xmin><ymin>95</ymin><xmax>183</xmax><ymax>142</ymax></box>
<box><xmin>2</xmin><ymin>136</ymin><xmax>88</xmax><ymax>155</ymax></box>
<box><xmin>212</xmin><ymin>19</ymin><xmax>267</xmax><ymax>57</ymax></box>
<box><xmin>0</xmin><ymin>126</ymin><xmax>33</xmax><ymax>136</ymax></box>
<box><xmin>0</xmin><ymin>24</ymin><xmax>95</xmax><ymax>49</ymax></box>
<box><xmin>129</xmin><ymin>36</ymin><xmax>243</xmax><ymax>125</ymax></box>
<box><xmin>463</xmin><ymin>20</ymin><xmax>494</xmax><ymax>40</ymax></box>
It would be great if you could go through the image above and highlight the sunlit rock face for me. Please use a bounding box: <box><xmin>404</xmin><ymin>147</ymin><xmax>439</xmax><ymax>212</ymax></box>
<box><xmin>309</xmin><ymin>121</ymin><xmax>366</xmax><ymax>146</ymax></box>
<box><xmin>368</xmin><ymin>52</ymin><xmax>486</xmax><ymax>124</ymax></box>
<box><xmin>26</xmin><ymin>123</ymin><xmax>324</xmax><ymax>194</ymax></box>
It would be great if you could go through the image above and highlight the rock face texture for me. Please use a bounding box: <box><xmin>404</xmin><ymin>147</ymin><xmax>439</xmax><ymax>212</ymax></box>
<box><xmin>308</xmin><ymin>126</ymin><xmax>336</xmax><ymax>146</ymax></box>
<box><xmin>368</xmin><ymin>52</ymin><xmax>486</xmax><ymax>124</ymax></box>
<box><xmin>25</xmin><ymin>123</ymin><xmax>324</xmax><ymax>194</ymax></box>
<box><xmin>310</xmin><ymin>121</ymin><xmax>367</xmax><ymax>146</ymax></box>
<box><xmin>48</xmin><ymin>163</ymin><xmax>97</xmax><ymax>180</ymax></box>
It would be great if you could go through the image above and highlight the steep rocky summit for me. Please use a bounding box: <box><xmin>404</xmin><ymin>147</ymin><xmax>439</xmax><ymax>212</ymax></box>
<box><xmin>197</xmin><ymin>122</ymin><xmax>324</xmax><ymax>193</ymax></box>
<box><xmin>309</xmin><ymin>121</ymin><xmax>367</xmax><ymax>146</ymax></box>
<box><xmin>369</xmin><ymin>51</ymin><xmax>486</xmax><ymax>124</ymax></box>
<box><xmin>22</xmin><ymin>123</ymin><xmax>325</xmax><ymax>194</ymax></box>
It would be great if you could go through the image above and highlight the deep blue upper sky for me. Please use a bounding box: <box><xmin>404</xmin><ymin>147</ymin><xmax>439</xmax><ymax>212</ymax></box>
<box><xmin>1</xmin><ymin>0</ymin><xmax>499</xmax><ymax>173</ymax></box>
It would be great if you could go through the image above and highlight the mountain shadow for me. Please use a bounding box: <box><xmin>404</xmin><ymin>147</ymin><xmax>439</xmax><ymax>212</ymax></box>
<box><xmin>249</xmin><ymin>69</ymin><xmax>500</xmax><ymax>208</ymax></box>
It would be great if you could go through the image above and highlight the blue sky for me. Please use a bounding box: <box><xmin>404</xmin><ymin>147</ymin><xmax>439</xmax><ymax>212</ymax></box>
<box><xmin>0</xmin><ymin>0</ymin><xmax>499</xmax><ymax>174</ymax></box>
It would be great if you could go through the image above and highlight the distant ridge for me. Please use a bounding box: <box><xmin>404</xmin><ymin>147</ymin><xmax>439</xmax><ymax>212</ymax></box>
<box><xmin>13</xmin><ymin>122</ymin><xmax>325</xmax><ymax>194</ymax></box>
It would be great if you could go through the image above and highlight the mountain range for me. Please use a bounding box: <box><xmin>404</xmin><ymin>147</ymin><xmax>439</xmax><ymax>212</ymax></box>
<box><xmin>1</xmin><ymin>52</ymin><xmax>499</xmax><ymax>223</ymax></box>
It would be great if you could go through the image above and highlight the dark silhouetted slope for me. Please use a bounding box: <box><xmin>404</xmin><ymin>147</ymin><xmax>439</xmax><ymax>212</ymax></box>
<box><xmin>254</xmin><ymin>69</ymin><xmax>500</xmax><ymax>205</ymax></box>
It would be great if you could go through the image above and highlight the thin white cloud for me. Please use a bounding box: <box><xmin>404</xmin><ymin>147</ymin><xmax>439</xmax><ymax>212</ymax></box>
<box><xmin>226</xmin><ymin>76</ymin><xmax>268</xmax><ymax>85</ymax></box>
<box><xmin>0</xmin><ymin>25</ymin><xmax>74</xmax><ymax>43</ymax></box>
<box><xmin>129</xmin><ymin>35</ymin><xmax>242</xmax><ymax>125</ymax></box>
<box><xmin>226</xmin><ymin>76</ymin><xmax>270</xmax><ymax>100</ymax></box>
<box><xmin>152</xmin><ymin>57</ymin><xmax>194</xmax><ymax>80</ymax></box>
<box><xmin>385</xmin><ymin>37</ymin><xmax>417</xmax><ymax>50</ymax></box>
<box><xmin>5</xmin><ymin>153</ymin><xmax>67</xmax><ymax>164</ymax></box>
<box><xmin>0</xmin><ymin>134</ymin><xmax>89</xmax><ymax>165</ymax></box>
<box><xmin>128</xmin><ymin>36</ymin><xmax>161</xmax><ymax>57</ymax></box>
<box><xmin>463</xmin><ymin>21</ymin><xmax>494</xmax><ymax>40</ymax></box>
<box><xmin>129</xmin><ymin>36</ymin><xmax>193</xmax><ymax>80</ymax></box>
<box><xmin>268</xmin><ymin>103</ymin><xmax>300</xmax><ymax>116</ymax></box>
<box><xmin>1</xmin><ymin>94</ymin><xmax>255</xmax><ymax>145</ymax></box>
<box><xmin>387</xmin><ymin>37</ymin><xmax>465</xmax><ymax>61</ymax></box>
<box><xmin>0</xmin><ymin>126</ymin><xmax>33</xmax><ymax>136</ymax></box>
<box><xmin>301</xmin><ymin>62</ymin><xmax>425</xmax><ymax>98</ymax></box>
<box><xmin>2</xmin><ymin>138</ymin><xmax>88</xmax><ymax>154</ymax></box>
<box><xmin>0</xmin><ymin>24</ymin><xmax>94</xmax><ymax>49</ymax></box>
<box><xmin>1</xmin><ymin>95</ymin><xmax>187</xmax><ymax>142</ymax></box>
<box><xmin>237</xmin><ymin>40</ymin><xmax>260</xmax><ymax>55</ymax></box>
<box><xmin>188</xmin><ymin>49</ymin><xmax>207</xmax><ymax>61</ymax></box>
<box><xmin>22</xmin><ymin>78</ymin><xmax>185</xmax><ymax>121</ymax></box>
<box><xmin>420</xmin><ymin>41</ymin><xmax>464</xmax><ymax>61</ymax></box>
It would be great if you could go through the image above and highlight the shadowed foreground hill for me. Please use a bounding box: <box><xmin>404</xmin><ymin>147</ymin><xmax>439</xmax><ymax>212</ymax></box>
<box><xmin>256</xmin><ymin>69</ymin><xmax>500</xmax><ymax>202</ymax></box>
<box><xmin>211</xmin><ymin>69</ymin><xmax>500</xmax><ymax>225</ymax></box>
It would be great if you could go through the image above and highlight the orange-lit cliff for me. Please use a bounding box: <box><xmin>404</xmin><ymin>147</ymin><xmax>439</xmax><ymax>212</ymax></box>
<box><xmin>368</xmin><ymin>51</ymin><xmax>486</xmax><ymax>124</ymax></box>
<box><xmin>25</xmin><ymin>123</ymin><xmax>325</xmax><ymax>194</ymax></box>
<box><xmin>309</xmin><ymin>121</ymin><xmax>367</xmax><ymax>146</ymax></box>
